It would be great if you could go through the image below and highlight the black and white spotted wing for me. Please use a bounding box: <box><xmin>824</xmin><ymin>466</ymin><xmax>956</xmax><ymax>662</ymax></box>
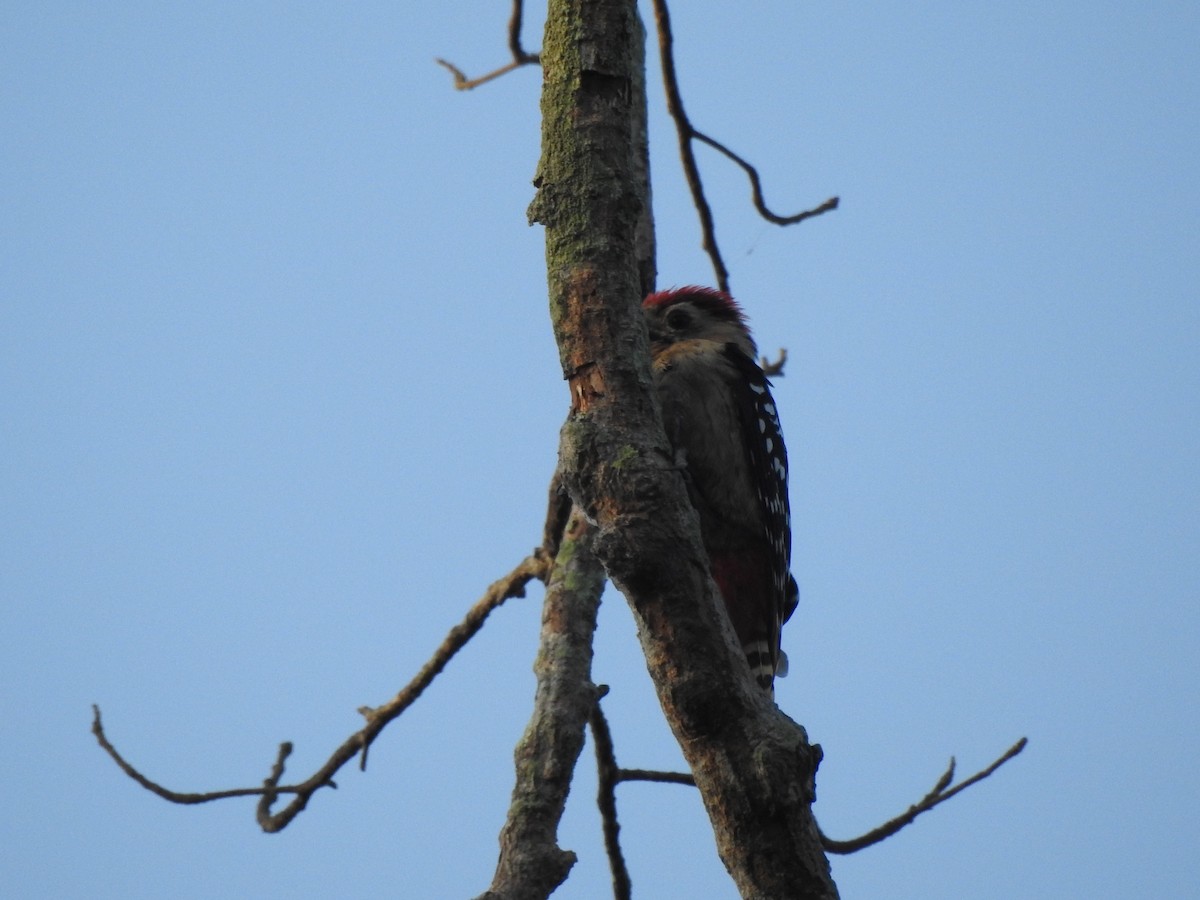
<box><xmin>723</xmin><ymin>344</ymin><xmax>793</xmax><ymax>621</ymax></box>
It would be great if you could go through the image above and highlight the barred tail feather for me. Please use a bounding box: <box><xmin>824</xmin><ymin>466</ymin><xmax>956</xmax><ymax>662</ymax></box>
<box><xmin>743</xmin><ymin>638</ymin><xmax>777</xmax><ymax>693</ymax></box>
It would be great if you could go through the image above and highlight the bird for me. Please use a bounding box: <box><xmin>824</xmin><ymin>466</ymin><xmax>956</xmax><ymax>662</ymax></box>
<box><xmin>642</xmin><ymin>286</ymin><xmax>797</xmax><ymax>694</ymax></box>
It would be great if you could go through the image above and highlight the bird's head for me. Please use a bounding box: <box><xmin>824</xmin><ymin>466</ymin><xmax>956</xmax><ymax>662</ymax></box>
<box><xmin>642</xmin><ymin>286</ymin><xmax>758</xmax><ymax>360</ymax></box>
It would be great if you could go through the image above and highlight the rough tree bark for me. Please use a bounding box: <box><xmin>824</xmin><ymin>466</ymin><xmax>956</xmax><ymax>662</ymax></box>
<box><xmin>480</xmin><ymin>510</ymin><xmax>606</xmax><ymax>900</ymax></box>
<box><xmin>528</xmin><ymin>1</ymin><xmax>838</xmax><ymax>897</ymax></box>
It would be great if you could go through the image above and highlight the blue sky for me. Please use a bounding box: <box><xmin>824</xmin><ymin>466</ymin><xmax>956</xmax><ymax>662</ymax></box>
<box><xmin>3</xmin><ymin>3</ymin><xmax>1197</xmax><ymax>898</ymax></box>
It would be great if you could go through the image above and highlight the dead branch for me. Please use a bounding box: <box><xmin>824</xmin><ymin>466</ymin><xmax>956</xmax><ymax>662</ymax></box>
<box><xmin>588</xmin><ymin>694</ymin><xmax>633</xmax><ymax>900</ymax></box>
<box><xmin>761</xmin><ymin>346</ymin><xmax>788</xmax><ymax>378</ymax></box>
<box><xmin>541</xmin><ymin>467</ymin><xmax>574</xmax><ymax>560</ymax></box>
<box><xmin>92</xmin><ymin>552</ymin><xmax>550</xmax><ymax>832</ymax></box>
<box><xmin>650</xmin><ymin>0</ymin><xmax>838</xmax><ymax>294</ymax></box>
<box><xmin>436</xmin><ymin>0</ymin><xmax>539</xmax><ymax>90</ymax></box>
<box><xmin>650</xmin><ymin>0</ymin><xmax>727</xmax><ymax>292</ymax></box>
<box><xmin>479</xmin><ymin>511</ymin><xmax>607</xmax><ymax>900</ymax></box>
<box><xmin>820</xmin><ymin>737</ymin><xmax>1029</xmax><ymax>854</ymax></box>
<box><xmin>618</xmin><ymin>767</ymin><xmax>695</xmax><ymax>786</ymax></box>
<box><xmin>352</xmin><ymin>551</ymin><xmax>550</xmax><ymax>773</ymax></box>
<box><xmin>91</xmin><ymin>705</ymin><xmax>298</xmax><ymax>804</ymax></box>
<box><xmin>693</xmin><ymin>130</ymin><xmax>840</xmax><ymax>226</ymax></box>
<box><xmin>438</xmin><ymin>0</ymin><xmax>835</xmax><ymax>300</ymax></box>
<box><xmin>582</xmin><ymin>734</ymin><xmax>1027</xmax><ymax>858</ymax></box>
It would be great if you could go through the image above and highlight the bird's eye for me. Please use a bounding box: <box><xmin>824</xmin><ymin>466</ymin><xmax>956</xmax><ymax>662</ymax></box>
<box><xmin>665</xmin><ymin>306</ymin><xmax>692</xmax><ymax>330</ymax></box>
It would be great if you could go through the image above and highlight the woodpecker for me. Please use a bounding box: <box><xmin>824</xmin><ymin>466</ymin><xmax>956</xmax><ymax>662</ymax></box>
<box><xmin>643</xmin><ymin>286</ymin><xmax>797</xmax><ymax>694</ymax></box>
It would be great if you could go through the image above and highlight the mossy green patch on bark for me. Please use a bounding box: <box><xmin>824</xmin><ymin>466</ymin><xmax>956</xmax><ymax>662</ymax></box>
<box><xmin>610</xmin><ymin>444</ymin><xmax>638</xmax><ymax>469</ymax></box>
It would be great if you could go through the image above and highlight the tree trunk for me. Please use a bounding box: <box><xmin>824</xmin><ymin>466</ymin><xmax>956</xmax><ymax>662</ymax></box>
<box><xmin>530</xmin><ymin>1</ymin><xmax>839</xmax><ymax>897</ymax></box>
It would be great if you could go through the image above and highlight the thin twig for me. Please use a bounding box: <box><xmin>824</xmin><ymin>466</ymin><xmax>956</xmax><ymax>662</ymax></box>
<box><xmin>650</xmin><ymin>0</ymin><xmax>727</xmax><ymax>294</ymax></box>
<box><xmin>618</xmin><ymin>768</ymin><xmax>695</xmax><ymax>786</ymax></box>
<box><xmin>820</xmin><ymin>737</ymin><xmax>1029</xmax><ymax>854</ymax></box>
<box><xmin>693</xmin><ymin>131</ymin><xmax>839</xmax><ymax>226</ymax></box>
<box><xmin>760</xmin><ymin>347</ymin><xmax>788</xmax><ymax>378</ymax></box>
<box><xmin>506</xmin><ymin>0</ymin><xmax>534</xmax><ymax>62</ymax></box>
<box><xmin>92</xmin><ymin>553</ymin><xmax>550</xmax><ymax>833</ymax></box>
<box><xmin>436</xmin><ymin>0</ymin><xmax>539</xmax><ymax>90</ymax></box>
<box><xmin>255</xmin><ymin>742</ymin><xmax>298</xmax><ymax>830</ymax></box>
<box><xmin>650</xmin><ymin>0</ymin><xmax>838</xmax><ymax>295</ymax></box>
<box><xmin>541</xmin><ymin>467</ymin><xmax>573</xmax><ymax>560</ymax></box>
<box><xmin>589</xmin><ymin>694</ymin><xmax>633</xmax><ymax>900</ymax></box>
<box><xmin>91</xmin><ymin>706</ymin><xmax>301</xmax><ymax>804</ymax></box>
<box><xmin>595</xmin><ymin>737</ymin><xmax>1028</xmax><ymax>857</ymax></box>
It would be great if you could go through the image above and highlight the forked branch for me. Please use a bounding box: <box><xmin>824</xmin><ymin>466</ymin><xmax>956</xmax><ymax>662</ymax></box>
<box><xmin>693</xmin><ymin>131</ymin><xmax>840</xmax><ymax>227</ymax></box>
<box><xmin>437</xmin><ymin>0</ymin><xmax>835</xmax><ymax>297</ymax></box>
<box><xmin>585</xmin><ymin>701</ymin><xmax>1025</xmax><ymax>881</ymax></box>
<box><xmin>588</xmin><ymin>695</ymin><xmax>633</xmax><ymax>900</ymax></box>
<box><xmin>650</xmin><ymin>0</ymin><xmax>838</xmax><ymax>294</ymax></box>
<box><xmin>436</xmin><ymin>0</ymin><xmax>539</xmax><ymax>90</ymax></box>
<box><xmin>821</xmin><ymin>737</ymin><xmax>1029</xmax><ymax>854</ymax></box>
<box><xmin>93</xmin><ymin>552</ymin><xmax>550</xmax><ymax>832</ymax></box>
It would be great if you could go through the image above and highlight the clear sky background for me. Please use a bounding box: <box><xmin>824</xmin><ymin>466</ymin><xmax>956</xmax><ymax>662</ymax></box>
<box><xmin>3</xmin><ymin>3</ymin><xmax>1197</xmax><ymax>898</ymax></box>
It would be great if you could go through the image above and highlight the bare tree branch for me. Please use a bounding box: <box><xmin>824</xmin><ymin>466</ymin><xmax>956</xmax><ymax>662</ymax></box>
<box><xmin>91</xmin><ymin>705</ymin><xmax>300</xmax><ymax>804</ymax></box>
<box><xmin>821</xmin><ymin>737</ymin><xmax>1029</xmax><ymax>855</ymax></box>
<box><xmin>505</xmin><ymin>0</ymin><xmax>537</xmax><ymax>62</ymax></box>
<box><xmin>588</xmin><ymin>694</ymin><xmax>633</xmax><ymax>900</ymax></box>
<box><xmin>437</xmin><ymin>0</ymin><xmax>540</xmax><ymax>90</ymax></box>
<box><xmin>479</xmin><ymin>511</ymin><xmax>607</xmax><ymax>900</ymax></box>
<box><xmin>693</xmin><ymin>130</ymin><xmax>839</xmax><ymax>226</ymax></box>
<box><xmin>650</xmin><ymin>0</ymin><xmax>838</xmax><ymax>295</ymax></box>
<box><xmin>650</xmin><ymin>0</ymin><xmax>727</xmax><ymax>293</ymax></box>
<box><xmin>541</xmin><ymin>467</ymin><xmax>573</xmax><ymax>560</ymax></box>
<box><xmin>93</xmin><ymin>552</ymin><xmax>550</xmax><ymax>832</ymax></box>
<box><xmin>618</xmin><ymin>767</ymin><xmax>695</xmax><ymax>786</ymax></box>
<box><xmin>583</xmin><ymin>735</ymin><xmax>1028</xmax><ymax>858</ymax></box>
<box><xmin>761</xmin><ymin>346</ymin><xmax>788</xmax><ymax>378</ymax></box>
<box><xmin>438</xmin><ymin>0</ymin><xmax>835</xmax><ymax>301</ymax></box>
<box><xmin>352</xmin><ymin>552</ymin><xmax>549</xmax><ymax>766</ymax></box>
